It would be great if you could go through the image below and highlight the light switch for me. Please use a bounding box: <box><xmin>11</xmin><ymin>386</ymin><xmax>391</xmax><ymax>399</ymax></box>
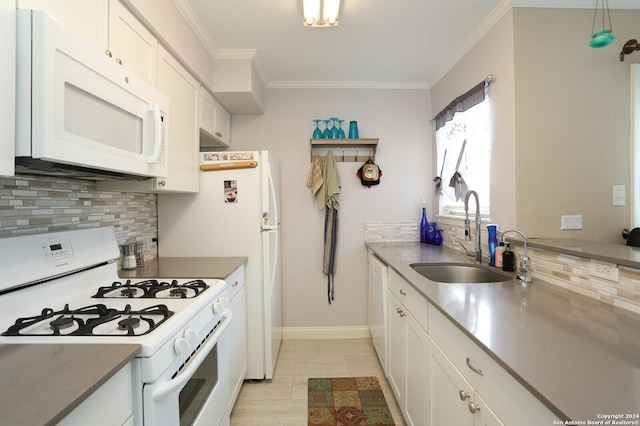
<box><xmin>613</xmin><ymin>185</ymin><xmax>626</xmax><ymax>206</ymax></box>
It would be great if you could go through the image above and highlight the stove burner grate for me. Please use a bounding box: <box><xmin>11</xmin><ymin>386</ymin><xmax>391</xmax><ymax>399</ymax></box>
<box><xmin>93</xmin><ymin>279</ymin><xmax>209</xmax><ymax>299</ymax></box>
<box><xmin>1</xmin><ymin>303</ymin><xmax>174</xmax><ymax>336</ymax></box>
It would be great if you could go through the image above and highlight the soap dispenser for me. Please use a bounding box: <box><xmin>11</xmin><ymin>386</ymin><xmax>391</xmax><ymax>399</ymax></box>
<box><xmin>502</xmin><ymin>243</ymin><xmax>516</xmax><ymax>272</ymax></box>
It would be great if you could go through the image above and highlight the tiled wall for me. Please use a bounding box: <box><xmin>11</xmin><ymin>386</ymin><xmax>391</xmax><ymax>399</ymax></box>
<box><xmin>365</xmin><ymin>220</ymin><xmax>640</xmax><ymax>314</ymax></box>
<box><xmin>0</xmin><ymin>175</ymin><xmax>158</xmax><ymax>263</ymax></box>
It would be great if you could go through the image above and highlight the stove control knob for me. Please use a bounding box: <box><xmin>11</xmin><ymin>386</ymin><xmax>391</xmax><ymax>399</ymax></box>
<box><xmin>212</xmin><ymin>298</ymin><xmax>225</xmax><ymax>314</ymax></box>
<box><xmin>184</xmin><ymin>328</ymin><xmax>198</xmax><ymax>345</ymax></box>
<box><xmin>173</xmin><ymin>337</ymin><xmax>190</xmax><ymax>355</ymax></box>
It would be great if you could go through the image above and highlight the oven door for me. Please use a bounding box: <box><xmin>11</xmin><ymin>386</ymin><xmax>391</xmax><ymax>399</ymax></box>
<box><xmin>143</xmin><ymin>310</ymin><xmax>232</xmax><ymax>426</ymax></box>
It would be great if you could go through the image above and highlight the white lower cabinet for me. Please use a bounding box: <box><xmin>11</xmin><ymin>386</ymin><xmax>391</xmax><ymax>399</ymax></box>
<box><xmin>386</xmin><ymin>268</ymin><xmax>429</xmax><ymax>426</ymax></box>
<box><xmin>225</xmin><ymin>265</ymin><xmax>247</xmax><ymax>415</ymax></box>
<box><xmin>429</xmin><ymin>339</ymin><xmax>503</xmax><ymax>426</ymax></box>
<box><xmin>378</xmin><ymin>264</ymin><xmax>557</xmax><ymax>426</ymax></box>
<box><xmin>58</xmin><ymin>362</ymin><xmax>134</xmax><ymax>426</ymax></box>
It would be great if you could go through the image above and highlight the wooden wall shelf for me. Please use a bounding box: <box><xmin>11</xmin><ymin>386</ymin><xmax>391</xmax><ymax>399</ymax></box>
<box><xmin>310</xmin><ymin>138</ymin><xmax>378</xmax><ymax>162</ymax></box>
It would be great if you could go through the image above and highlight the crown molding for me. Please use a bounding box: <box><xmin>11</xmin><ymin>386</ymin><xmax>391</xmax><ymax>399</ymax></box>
<box><xmin>512</xmin><ymin>0</ymin><xmax>640</xmax><ymax>8</ymax></box>
<box><xmin>428</xmin><ymin>0</ymin><xmax>512</xmax><ymax>88</ymax></box>
<box><xmin>265</xmin><ymin>80</ymin><xmax>430</xmax><ymax>90</ymax></box>
<box><xmin>172</xmin><ymin>0</ymin><xmax>217</xmax><ymax>56</ymax></box>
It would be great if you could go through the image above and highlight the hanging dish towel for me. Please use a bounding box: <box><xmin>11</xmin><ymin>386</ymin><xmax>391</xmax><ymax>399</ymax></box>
<box><xmin>316</xmin><ymin>152</ymin><xmax>341</xmax><ymax>304</ymax></box>
<box><xmin>449</xmin><ymin>139</ymin><xmax>468</xmax><ymax>201</ymax></box>
<box><xmin>307</xmin><ymin>152</ymin><xmax>324</xmax><ymax>195</ymax></box>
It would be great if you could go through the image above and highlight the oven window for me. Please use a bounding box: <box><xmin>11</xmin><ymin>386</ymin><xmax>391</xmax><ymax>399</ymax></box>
<box><xmin>179</xmin><ymin>343</ymin><xmax>219</xmax><ymax>425</ymax></box>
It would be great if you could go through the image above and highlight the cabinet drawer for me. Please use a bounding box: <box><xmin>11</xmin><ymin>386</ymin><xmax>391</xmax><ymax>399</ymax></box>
<box><xmin>428</xmin><ymin>305</ymin><xmax>557</xmax><ymax>425</ymax></box>
<box><xmin>224</xmin><ymin>265</ymin><xmax>245</xmax><ymax>301</ymax></box>
<box><xmin>388</xmin><ymin>268</ymin><xmax>428</xmax><ymax>330</ymax></box>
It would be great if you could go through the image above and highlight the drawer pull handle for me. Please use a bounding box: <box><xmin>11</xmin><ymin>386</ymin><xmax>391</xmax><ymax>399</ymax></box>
<box><xmin>459</xmin><ymin>390</ymin><xmax>470</xmax><ymax>401</ymax></box>
<box><xmin>468</xmin><ymin>402</ymin><xmax>481</xmax><ymax>414</ymax></box>
<box><xmin>466</xmin><ymin>357</ymin><xmax>484</xmax><ymax>376</ymax></box>
<box><xmin>232</xmin><ymin>281</ymin><xmax>239</xmax><ymax>287</ymax></box>
<box><xmin>399</xmin><ymin>289</ymin><xmax>407</xmax><ymax>296</ymax></box>
<box><xmin>396</xmin><ymin>307</ymin><xmax>406</xmax><ymax>318</ymax></box>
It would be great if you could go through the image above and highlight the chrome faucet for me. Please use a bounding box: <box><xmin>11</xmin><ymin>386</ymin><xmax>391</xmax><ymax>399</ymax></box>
<box><xmin>463</xmin><ymin>190</ymin><xmax>482</xmax><ymax>264</ymax></box>
<box><xmin>500</xmin><ymin>229</ymin><xmax>532</xmax><ymax>283</ymax></box>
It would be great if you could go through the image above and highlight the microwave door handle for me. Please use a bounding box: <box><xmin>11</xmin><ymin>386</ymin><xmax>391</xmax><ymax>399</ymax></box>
<box><xmin>147</xmin><ymin>104</ymin><xmax>162</xmax><ymax>164</ymax></box>
<box><xmin>151</xmin><ymin>309</ymin><xmax>233</xmax><ymax>402</ymax></box>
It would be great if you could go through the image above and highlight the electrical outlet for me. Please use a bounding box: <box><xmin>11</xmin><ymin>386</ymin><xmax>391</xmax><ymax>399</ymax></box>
<box><xmin>589</xmin><ymin>259</ymin><xmax>619</xmax><ymax>282</ymax></box>
<box><xmin>561</xmin><ymin>215</ymin><xmax>583</xmax><ymax>230</ymax></box>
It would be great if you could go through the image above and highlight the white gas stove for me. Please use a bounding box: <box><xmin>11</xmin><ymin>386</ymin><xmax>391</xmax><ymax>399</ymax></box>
<box><xmin>0</xmin><ymin>227</ymin><xmax>231</xmax><ymax>426</ymax></box>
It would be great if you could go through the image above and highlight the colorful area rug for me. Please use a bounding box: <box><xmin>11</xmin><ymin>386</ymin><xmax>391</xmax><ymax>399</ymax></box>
<box><xmin>308</xmin><ymin>376</ymin><xmax>395</xmax><ymax>426</ymax></box>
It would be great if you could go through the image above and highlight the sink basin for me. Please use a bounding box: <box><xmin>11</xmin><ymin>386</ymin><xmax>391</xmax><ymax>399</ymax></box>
<box><xmin>410</xmin><ymin>262</ymin><xmax>513</xmax><ymax>283</ymax></box>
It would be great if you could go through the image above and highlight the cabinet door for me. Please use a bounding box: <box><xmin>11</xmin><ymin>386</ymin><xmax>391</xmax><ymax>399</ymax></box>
<box><xmin>428</xmin><ymin>341</ymin><xmax>474</xmax><ymax>426</ymax></box>
<box><xmin>16</xmin><ymin>0</ymin><xmax>107</xmax><ymax>46</ymax></box>
<box><xmin>368</xmin><ymin>254</ymin><xmax>386</xmax><ymax>371</ymax></box>
<box><xmin>214</xmin><ymin>102</ymin><xmax>231</xmax><ymax>146</ymax></box>
<box><xmin>155</xmin><ymin>46</ymin><xmax>199</xmax><ymax>192</ymax></box>
<box><xmin>200</xmin><ymin>88</ymin><xmax>231</xmax><ymax>148</ymax></box>
<box><xmin>107</xmin><ymin>0</ymin><xmax>157</xmax><ymax>85</ymax></box>
<box><xmin>227</xmin><ymin>285</ymin><xmax>247</xmax><ymax>413</ymax></box>
<box><xmin>473</xmin><ymin>391</ymin><xmax>504</xmax><ymax>426</ymax></box>
<box><xmin>404</xmin><ymin>313</ymin><xmax>428</xmax><ymax>426</ymax></box>
<box><xmin>0</xmin><ymin>0</ymin><xmax>15</xmax><ymax>177</ymax></box>
<box><xmin>386</xmin><ymin>291</ymin><xmax>405</xmax><ymax>405</ymax></box>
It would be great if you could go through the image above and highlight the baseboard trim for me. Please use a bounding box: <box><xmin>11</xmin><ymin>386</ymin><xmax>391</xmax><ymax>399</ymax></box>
<box><xmin>283</xmin><ymin>326</ymin><xmax>371</xmax><ymax>340</ymax></box>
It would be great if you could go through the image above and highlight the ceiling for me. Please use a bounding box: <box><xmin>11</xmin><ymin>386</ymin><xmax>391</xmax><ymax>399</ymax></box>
<box><xmin>180</xmin><ymin>0</ymin><xmax>638</xmax><ymax>89</ymax></box>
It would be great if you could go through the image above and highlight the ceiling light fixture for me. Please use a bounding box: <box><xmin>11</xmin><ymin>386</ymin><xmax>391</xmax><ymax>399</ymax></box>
<box><xmin>303</xmin><ymin>0</ymin><xmax>340</xmax><ymax>27</ymax></box>
<box><xmin>589</xmin><ymin>0</ymin><xmax>615</xmax><ymax>48</ymax></box>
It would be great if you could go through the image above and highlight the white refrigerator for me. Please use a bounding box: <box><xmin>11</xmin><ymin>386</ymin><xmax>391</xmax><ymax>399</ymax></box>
<box><xmin>158</xmin><ymin>150</ymin><xmax>282</xmax><ymax>380</ymax></box>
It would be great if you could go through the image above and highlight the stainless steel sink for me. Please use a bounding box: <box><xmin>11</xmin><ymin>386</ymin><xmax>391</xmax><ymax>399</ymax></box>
<box><xmin>410</xmin><ymin>262</ymin><xmax>513</xmax><ymax>283</ymax></box>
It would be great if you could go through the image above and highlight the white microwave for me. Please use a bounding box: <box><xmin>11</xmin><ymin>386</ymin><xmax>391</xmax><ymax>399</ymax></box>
<box><xmin>15</xmin><ymin>10</ymin><xmax>169</xmax><ymax>180</ymax></box>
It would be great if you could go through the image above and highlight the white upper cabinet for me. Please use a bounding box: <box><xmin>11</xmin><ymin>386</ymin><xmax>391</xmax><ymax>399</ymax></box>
<box><xmin>200</xmin><ymin>87</ymin><xmax>231</xmax><ymax>148</ymax></box>
<box><xmin>1</xmin><ymin>0</ymin><xmax>15</xmax><ymax>177</ymax></box>
<box><xmin>154</xmin><ymin>46</ymin><xmax>199</xmax><ymax>192</ymax></box>
<box><xmin>105</xmin><ymin>0</ymin><xmax>157</xmax><ymax>85</ymax></box>
<box><xmin>17</xmin><ymin>0</ymin><xmax>157</xmax><ymax>86</ymax></box>
<box><xmin>16</xmin><ymin>0</ymin><xmax>107</xmax><ymax>46</ymax></box>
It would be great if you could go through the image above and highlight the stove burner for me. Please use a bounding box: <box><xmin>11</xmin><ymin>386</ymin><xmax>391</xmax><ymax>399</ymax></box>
<box><xmin>169</xmin><ymin>288</ymin><xmax>187</xmax><ymax>298</ymax></box>
<box><xmin>50</xmin><ymin>316</ymin><xmax>75</xmax><ymax>330</ymax></box>
<box><xmin>118</xmin><ymin>317</ymin><xmax>140</xmax><ymax>330</ymax></box>
<box><xmin>1</xmin><ymin>303</ymin><xmax>174</xmax><ymax>336</ymax></box>
<box><xmin>93</xmin><ymin>279</ymin><xmax>209</xmax><ymax>299</ymax></box>
<box><xmin>120</xmin><ymin>288</ymin><xmax>138</xmax><ymax>297</ymax></box>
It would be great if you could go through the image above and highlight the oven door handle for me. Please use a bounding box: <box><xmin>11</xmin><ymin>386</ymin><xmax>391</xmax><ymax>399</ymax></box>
<box><xmin>152</xmin><ymin>309</ymin><xmax>233</xmax><ymax>402</ymax></box>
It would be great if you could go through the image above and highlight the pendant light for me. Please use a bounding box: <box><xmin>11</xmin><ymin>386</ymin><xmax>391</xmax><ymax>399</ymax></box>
<box><xmin>589</xmin><ymin>0</ymin><xmax>615</xmax><ymax>48</ymax></box>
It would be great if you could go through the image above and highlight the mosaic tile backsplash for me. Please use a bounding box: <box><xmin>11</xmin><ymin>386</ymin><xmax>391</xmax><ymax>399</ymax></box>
<box><xmin>0</xmin><ymin>175</ymin><xmax>158</xmax><ymax>264</ymax></box>
<box><xmin>365</xmin><ymin>220</ymin><xmax>640</xmax><ymax>314</ymax></box>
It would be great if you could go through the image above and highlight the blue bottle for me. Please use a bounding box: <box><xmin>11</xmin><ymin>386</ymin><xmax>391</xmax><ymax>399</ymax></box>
<box><xmin>487</xmin><ymin>225</ymin><xmax>498</xmax><ymax>266</ymax></box>
<box><xmin>420</xmin><ymin>207</ymin><xmax>428</xmax><ymax>243</ymax></box>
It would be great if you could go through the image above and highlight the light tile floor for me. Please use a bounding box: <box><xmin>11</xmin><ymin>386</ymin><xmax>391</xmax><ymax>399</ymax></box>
<box><xmin>230</xmin><ymin>338</ymin><xmax>406</xmax><ymax>426</ymax></box>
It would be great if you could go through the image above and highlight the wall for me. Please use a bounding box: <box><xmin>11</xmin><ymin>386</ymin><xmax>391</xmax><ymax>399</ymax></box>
<box><xmin>230</xmin><ymin>88</ymin><xmax>431</xmax><ymax>329</ymax></box>
<box><xmin>0</xmin><ymin>175</ymin><xmax>158</xmax><ymax>263</ymax></box>
<box><xmin>430</xmin><ymin>9</ymin><xmax>517</xmax><ymax>230</ymax></box>
<box><xmin>513</xmin><ymin>8</ymin><xmax>640</xmax><ymax>243</ymax></box>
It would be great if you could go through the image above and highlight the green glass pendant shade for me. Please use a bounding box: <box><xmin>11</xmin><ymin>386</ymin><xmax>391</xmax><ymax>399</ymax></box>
<box><xmin>590</xmin><ymin>29</ymin><xmax>616</xmax><ymax>48</ymax></box>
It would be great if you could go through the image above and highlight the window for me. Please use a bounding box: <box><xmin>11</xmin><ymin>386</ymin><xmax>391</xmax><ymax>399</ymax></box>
<box><xmin>435</xmin><ymin>81</ymin><xmax>492</xmax><ymax>218</ymax></box>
